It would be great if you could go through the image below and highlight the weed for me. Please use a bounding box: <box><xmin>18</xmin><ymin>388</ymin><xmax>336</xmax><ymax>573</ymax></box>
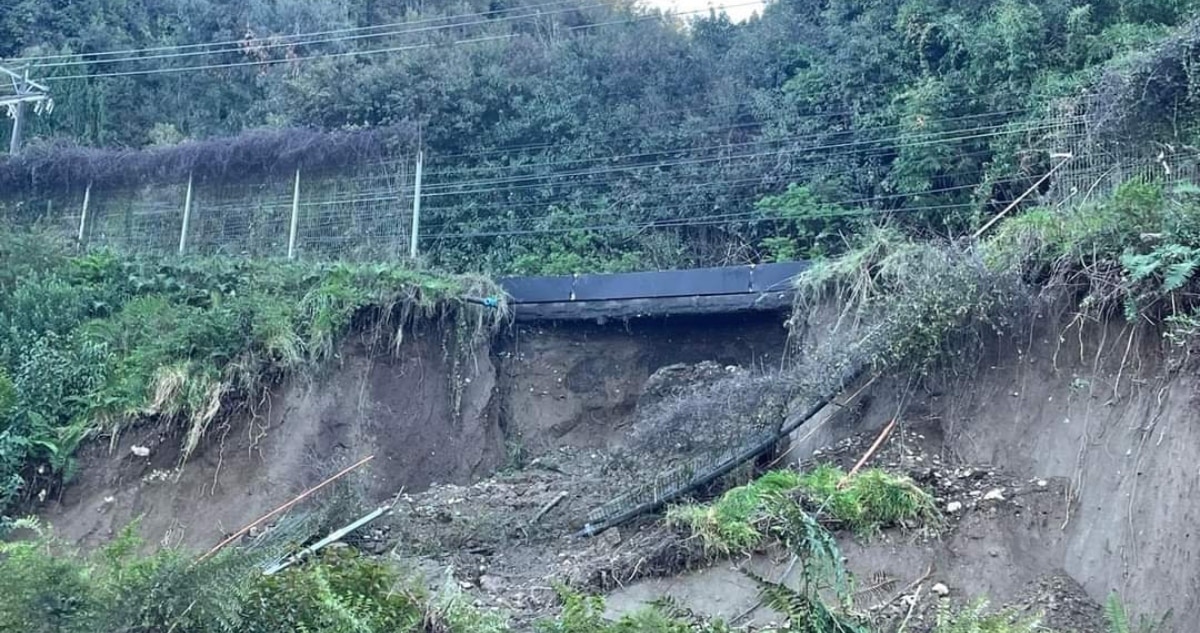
<box><xmin>794</xmin><ymin>225</ymin><xmax>1028</xmax><ymax>374</ymax></box>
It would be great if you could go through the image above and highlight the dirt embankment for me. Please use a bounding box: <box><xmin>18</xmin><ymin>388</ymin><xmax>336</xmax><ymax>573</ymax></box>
<box><xmin>35</xmin><ymin>303</ymin><xmax>1196</xmax><ymax>629</ymax></box>
<box><xmin>611</xmin><ymin>308</ymin><xmax>1195</xmax><ymax>629</ymax></box>
<box><xmin>39</xmin><ymin>312</ymin><xmax>789</xmax><ymax>554</ymax></box>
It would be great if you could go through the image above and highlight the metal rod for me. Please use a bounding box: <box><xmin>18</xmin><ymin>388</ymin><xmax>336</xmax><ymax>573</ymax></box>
<box><xmin>409</xmin><ymin>150</ymin><xmax>423</xmax><ymax>259</ymax></box>
<box><xmin>179</xmin><ymin>172</ymin><xmax>193</xmax><ymax>255</ymax></box>
<box><xmin>77</xmin><ymin>183</ymin><xmax>91</xmax><ymax>245</ymax></box>
<box><xmin>197</xmin><ymin>454</ymin><xmax>375</xmax><ymax>563</ymax></box>
<box><xmin>288</xmin><ymin>168</ymin><xmax>301</xmax><ymax>259</ymax></box>
<box><xmin>263</xmin><ymin>506</ymin><xmax>389</xmax><ymax>575</ymax></box>
<box><xmin>973</xmin><ymin>154</ymin><xmax>1073</xmax><ymax>240</ymax></box>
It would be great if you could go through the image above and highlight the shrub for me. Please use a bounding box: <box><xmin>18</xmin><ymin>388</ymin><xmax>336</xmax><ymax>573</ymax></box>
<box><xmin>666</xmin><ymin>470</ymin><xmax>804</xmax><ymax>555</ymax></box>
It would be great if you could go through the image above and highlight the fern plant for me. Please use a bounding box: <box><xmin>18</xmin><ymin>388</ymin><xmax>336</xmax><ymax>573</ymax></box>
<box><xmin>1105</xmin><ymin>594</ymin><xmax>1172</xmax><ymax>633</ymax></box>
<box><xmin>932</xmin><ymin>599</ymin><xmax>1042</xmax><ymax>633</ymax></box>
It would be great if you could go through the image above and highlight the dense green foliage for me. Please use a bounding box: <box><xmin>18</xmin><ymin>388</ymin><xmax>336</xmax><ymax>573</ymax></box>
<box><xmin>4</xmin><ymin>1</ymin><xmax>1199</xmax><ymax>272</ymax></box>
<box><xmin>0</xmin><ymin>229</ymin><xmax>503</xmax><ymax>514</ymax></box>
<box><xmin>667</xmin><ymin>466</ymin><xmax>939</xmax><ymax>555</ymax></box>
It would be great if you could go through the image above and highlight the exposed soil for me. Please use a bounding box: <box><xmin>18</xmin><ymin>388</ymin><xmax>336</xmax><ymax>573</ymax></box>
<box><xmin>33</xmin><ymin>307</ymin><xmax>1194</xmax><ymax>631</ymax></box>
<box><xmin>39</xmin><ymin>329</ymin><xmax>505</xmax><ymax>552</ymax></box>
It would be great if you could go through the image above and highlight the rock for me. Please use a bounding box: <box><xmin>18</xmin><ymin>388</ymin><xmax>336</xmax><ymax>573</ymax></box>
<box><xmin>946</xmin><ymin>501</ymin><xmax>963</xmax><ymax>513</ymax></box>
<box><xmin>983</xmin><ymin>488</ymin><xmax>1006</xmax><ymax>501</ymax></box>
<box><xmin>479</xmin><ymin>574</ymin><xmax>506</xmax><ymax>593</ymax></box>
<box><xmin>931</xmin><ymin>583</ymin><xmax>950</xmax><ymax>597</ymax></box>
<box><xmin>600</xmin><ymin>527</ymin><xmax>622</xmax><ymax>547</ymax></box>
<box><xmin>1036</xmin><ymin>479</ymin><xmax>1049</xmax><ymax>488</ymax></box>
<box><xmin>131</xmin><ymin>445</ymin><xmax>151</xmax><ymax>458</ymax></box>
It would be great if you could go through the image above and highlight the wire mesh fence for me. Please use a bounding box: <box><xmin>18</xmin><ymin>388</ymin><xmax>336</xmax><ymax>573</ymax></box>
<box><xmin>0</xmin><ymin>162</ymin><xmax>419</xmax><ymax>262</ymax></box>
<box><xmin>1046</xmin><ymin>93</ymin><xmax>1200</xmax><ymax>204</ymax></box>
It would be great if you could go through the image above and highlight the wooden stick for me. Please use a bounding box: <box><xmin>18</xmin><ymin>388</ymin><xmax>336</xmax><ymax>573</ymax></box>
<box><xmin>840</xmin><ymin>418</ymin><xmax>896</xmax><ymax>487</ymax></box>
<box><xmin>197</xmin><ymin>454</ymin><xmax>375</xmax><ymax>563</ymax></box>
<box><xmin>972</xmin><ymin>154</ymin><xmax>1073</xmax><ymax>240</ymax></box>
<box><xmin>531</xmin><ymin>491</ymin><xmax>569</xmax><ymax>525</ymax></box>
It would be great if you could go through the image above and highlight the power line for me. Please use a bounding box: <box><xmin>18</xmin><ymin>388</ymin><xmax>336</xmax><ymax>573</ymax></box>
<box><xmin>424</xmin><ymin>201</ymin><xmax>986</xmax><ymax>241</ymax></box>
<box><xmin>420</xmin><ymin>108</ymin><xmax>1040</xmax><ymax>179</ymax></box>
<box><xmin>421</xmin><ymin>121</ymin><xmax>1075</xmax><ymax>197</ymax></box>
<box><xmin>419</xmin><ymin>170</ymin><xmax>1053</xmax><ymax>235</ymax></box>
<box><xmin>292</xmin><ymin>124</ymin><xmax>1078</xmax><ymax>210</ymax></box>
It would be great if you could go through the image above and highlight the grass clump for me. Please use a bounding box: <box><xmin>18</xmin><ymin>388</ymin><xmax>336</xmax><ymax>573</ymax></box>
<box><xmin>666</xmin><ymin>470</ymin><xmax>803</xmax><ymax>555</ymax></box>
<box><xmin>796</xmin><ymin>465</ymin><xmax>941</xmax><ymax>538</ymax></box>
<box><xmin>0</xmin><ymin>229</ymin><xmax>506</xmax><ymax>515</ymax></box>
<box><xmin>536</xmin><ymin>589</ymin><xmax>732</xmax><ymax>633</ymax></box>
<box><xmin>1105</xmin><ymin>594</ymin><xmax>1172</xmax><ymax>633</ymax></box>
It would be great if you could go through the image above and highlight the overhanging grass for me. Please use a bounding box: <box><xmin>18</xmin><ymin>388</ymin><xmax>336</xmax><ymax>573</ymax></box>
<box><xmin>666</xmin><ymin>470</ymin><xmax>803</xmax><ymax>555</ymax></box>
<box><xmin>797</xmin><ymin>465</ymin><xmax>941</xmax><ymax>537</ymax></box>
<box><xmin>0</xmin><ymin>229</ymin><xmax>507</xmax><ymax>513</ymax></box>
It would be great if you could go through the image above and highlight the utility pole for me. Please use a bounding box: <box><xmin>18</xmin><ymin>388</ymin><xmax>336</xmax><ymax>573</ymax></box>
<box><xmin>409</xmin><ymin>149</ymin><xmax>424</xmax><ymax>260</ymax></box>
<box><xmin>1</xmin><ymin>65</ymin><xmax>50</xmax><ymax>155</ymax></box>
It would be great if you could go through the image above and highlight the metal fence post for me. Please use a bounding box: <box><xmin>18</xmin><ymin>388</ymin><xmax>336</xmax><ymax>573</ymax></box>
<box><xmin>288</xmin><ymin>168</ymin><xmax>301</xmax><ymax>260</ymax></box>
<box><xmin>409</xmin><ymin>150</ymin><xmax>423</xmax><ymax>259</ymax></box>
<box><xmin>179</xmin><ymin>172</ymin><xmax>193</xmax><ymax>255</ymax></box>
<box><xmin>77</xmin><ymin>182</ymin><xmax>91</xmax><ymax>247</ymax></box>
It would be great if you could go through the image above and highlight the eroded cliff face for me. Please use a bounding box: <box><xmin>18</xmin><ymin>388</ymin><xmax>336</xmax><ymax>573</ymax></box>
<box><xmin>39</xmin><ymin>312</ymin><xmax>790</xmax><ymax>553</ymax></box>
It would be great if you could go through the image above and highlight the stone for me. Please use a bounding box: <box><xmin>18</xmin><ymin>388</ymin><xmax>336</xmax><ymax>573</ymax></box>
<box><xmin>131</xmin><ymin>445</ymin><xmax>151</xmax><ymax>458</ymax></box>
<box><xmin>983</xmin><ymin>488</ymin><xmax>1006</xmax><ymax>501</ymax></box>
<box><xmin>946</xmin><ymin>501</ymin><xmax>963</xmax><ymax>513</ymax></box>
<box><xmin>479</xmin><ymin>574</ymin><xmax>506</xmax><ymax>593</ymax></box>
<box><xmin>931</xmin><ymin>583</ymin><xmax>950</xmax><ymax>597</ymax></box>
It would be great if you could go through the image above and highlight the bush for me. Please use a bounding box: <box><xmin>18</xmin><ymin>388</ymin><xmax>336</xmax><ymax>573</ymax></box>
<box><xmin>986</xmin><ymin>180</ymin><xmax>1200</xmax><ymax>329</ymax></box>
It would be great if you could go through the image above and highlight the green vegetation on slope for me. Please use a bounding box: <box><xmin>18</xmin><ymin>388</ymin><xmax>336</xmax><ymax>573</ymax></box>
<box><xmin>0</xmin><ymin>518</ymin><xmax>727</xmax><ymax>633</ymax></box>
<box><xmin>667</xmin><ymin>466</ymin><xmax>940</xmax><ymax>555</ymax></box>
<box><xmin>0</xmin><ymin>230</ymin><xmax>505</xmax><ymax>515</ymax></box>
<box><xmin>5</xmin><ymin>1</ymin><xmax>1199</xmax><ymax>272</ymax></box>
